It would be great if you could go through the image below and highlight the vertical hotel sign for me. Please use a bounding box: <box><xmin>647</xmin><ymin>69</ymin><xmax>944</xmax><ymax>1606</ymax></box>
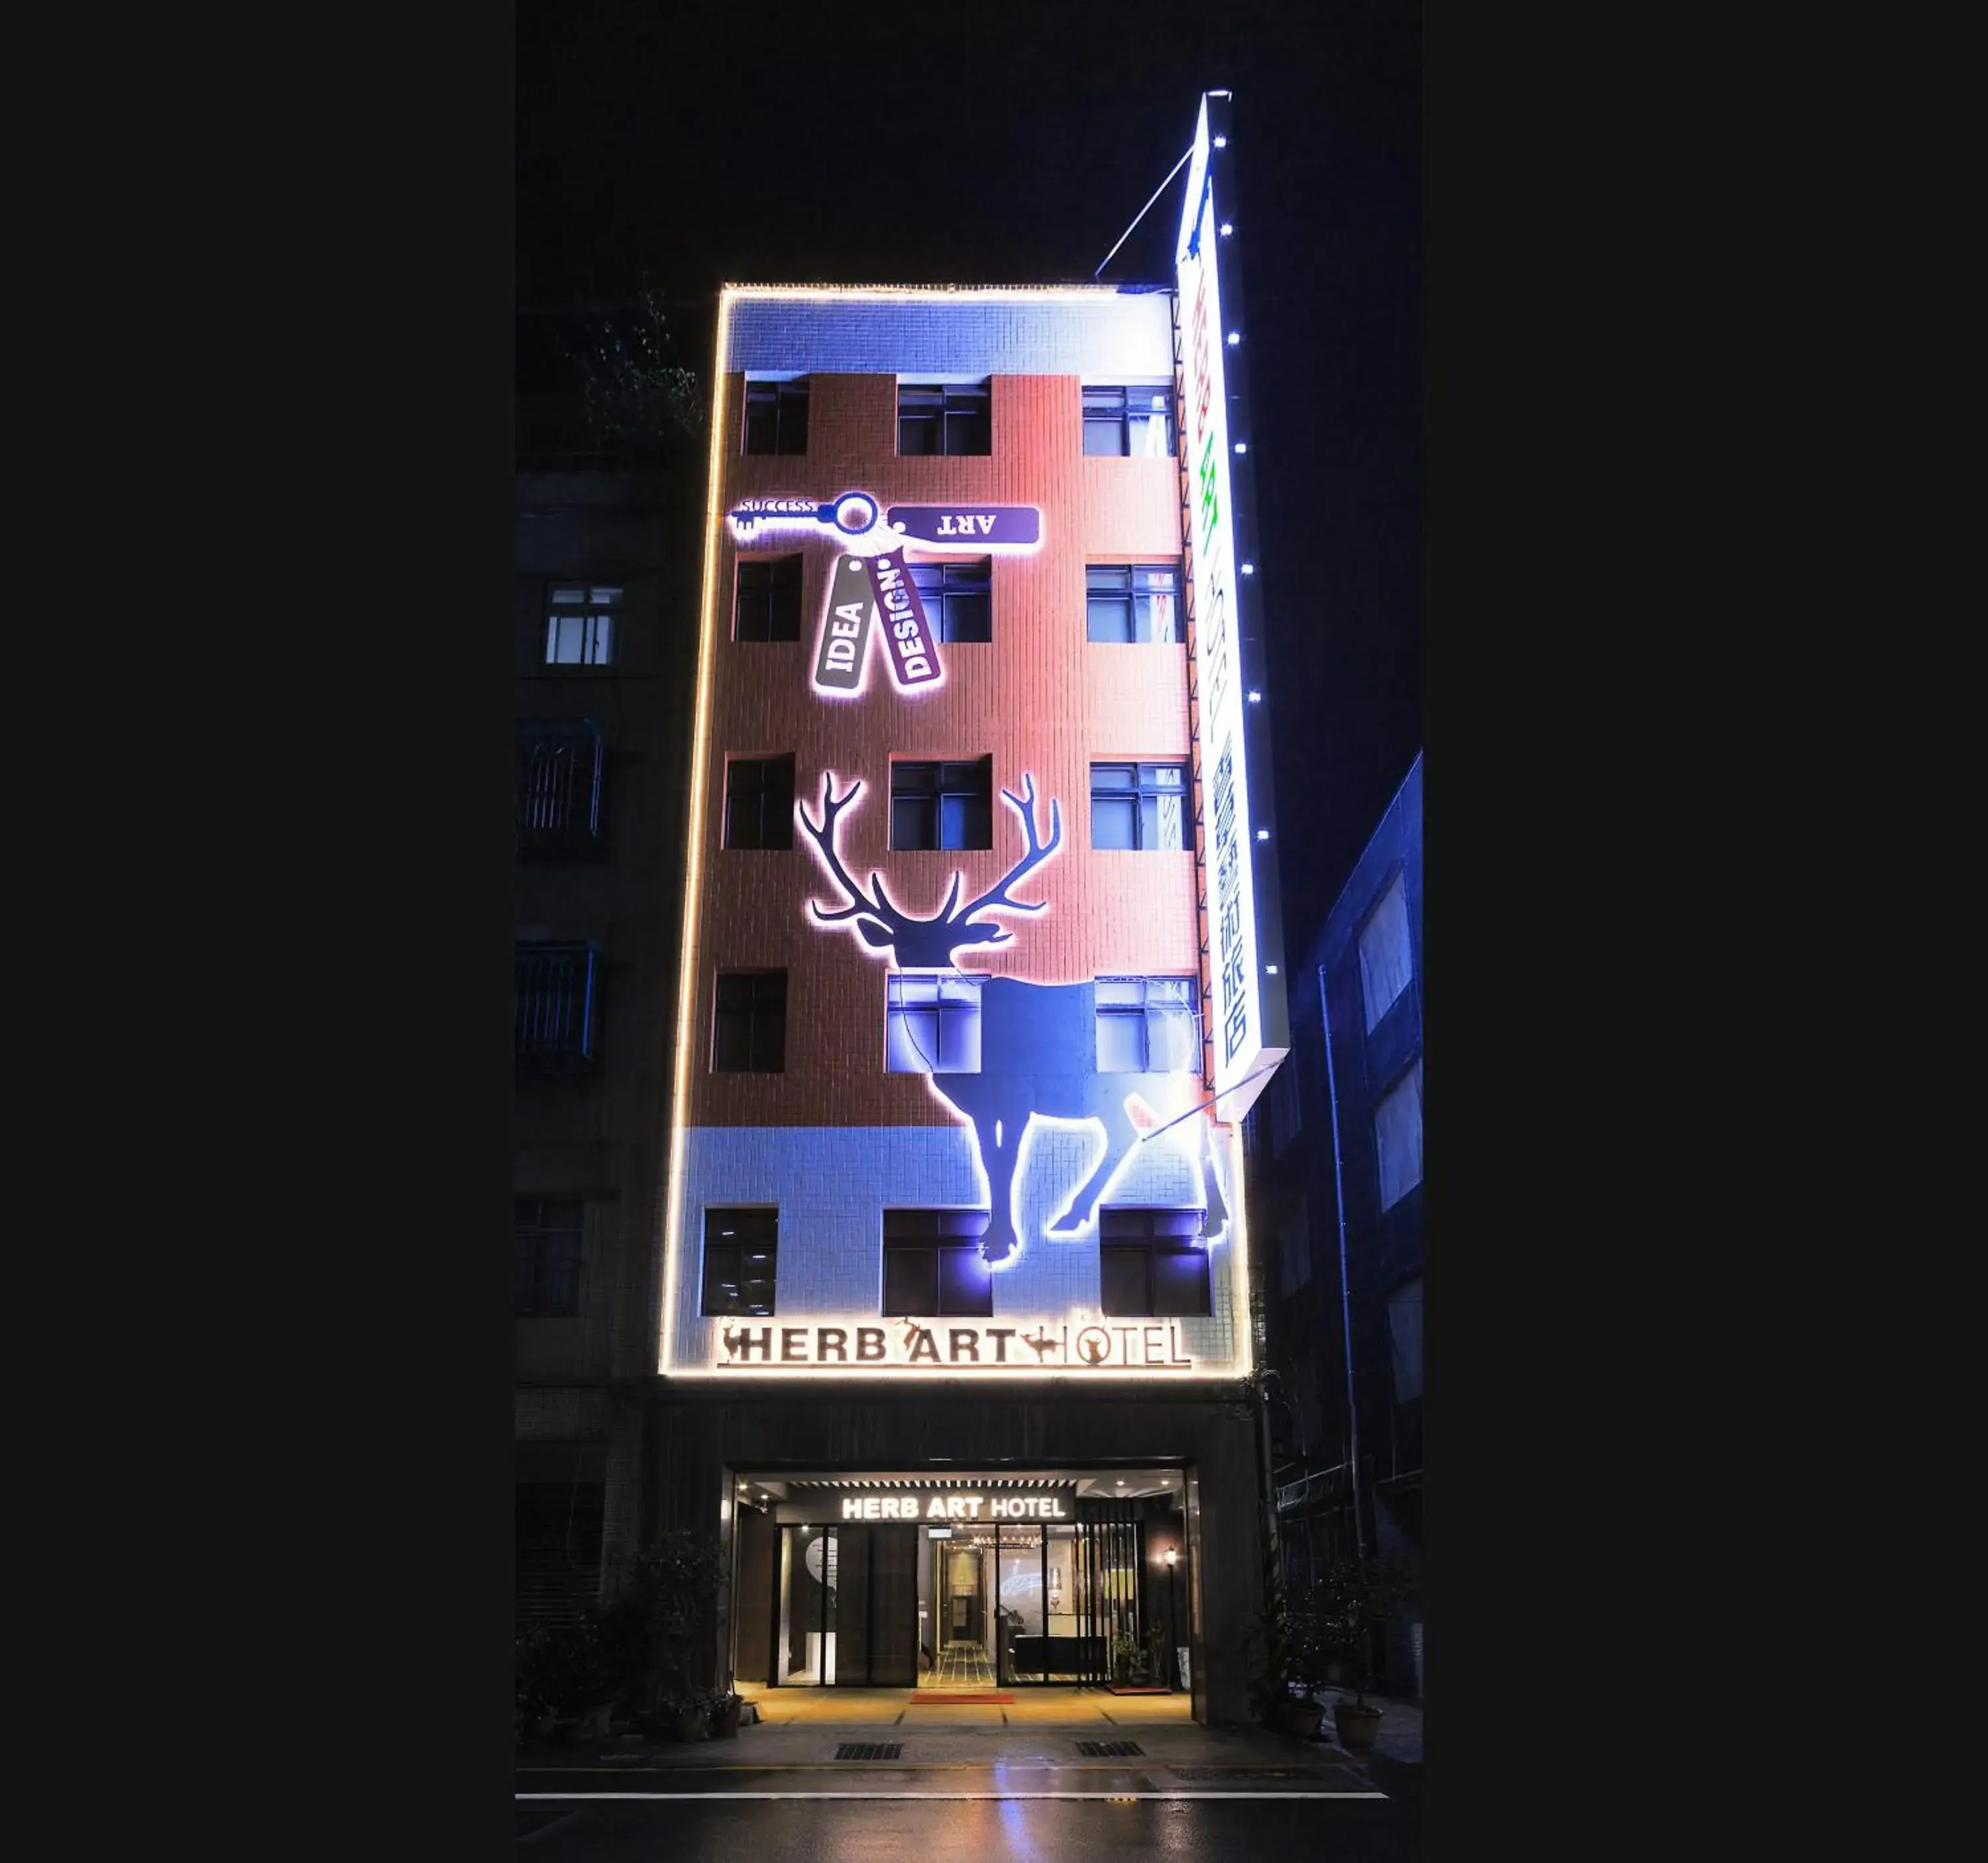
<box><xmin>1177</xmin><ymin>93</ymin><xmax>1289</xmax><ymax>1119</ymax></box>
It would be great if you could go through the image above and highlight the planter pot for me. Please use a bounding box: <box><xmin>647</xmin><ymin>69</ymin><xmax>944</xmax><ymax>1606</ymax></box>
<box><xmin>712</xmin><ymin>1699</ymin><xmax>742</xmax><ymax>1739</ymax></box>
<box><xmin>1274</xmin><ymin>1698</ymin><xmax>1323</xmax><ymax>1738</ymax></box>
<box><xmin>672</xmin><ymin>1712</ymin><xmax>708</xmax><ymax>1742</ymax></box>
<box><xmin>1333</xmin><ymin>1703</ymin><xmax>1384</xmax><ymax>1752</ymax></box>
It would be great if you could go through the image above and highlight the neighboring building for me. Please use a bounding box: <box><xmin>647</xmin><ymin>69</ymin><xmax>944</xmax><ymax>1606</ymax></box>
<box><xmin>651</xmin><ymin>97</ymin><xmax>1292</xmax><ymax>1723</ymax></box>
<box><xmin>514</xmin><ymin>305</ymin><xmax>702</xmax><ymax>1633</ymax></box>
<box><xmin>1250</xmin><ymin>751</ymin><xmax>1422</xmax><ymax>1699</ymax></box>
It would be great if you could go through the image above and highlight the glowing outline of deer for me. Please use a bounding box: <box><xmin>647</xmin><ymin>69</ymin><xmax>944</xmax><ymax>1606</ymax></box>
<box><xmin>798</xmin><ymin>770</ymin><xmax>1230</xmax><ymax>1266</ymax></box>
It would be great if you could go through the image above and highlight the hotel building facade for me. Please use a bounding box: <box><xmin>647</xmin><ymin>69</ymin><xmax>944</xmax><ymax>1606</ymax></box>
<box><xmin>653</xmin><ymin>96</ymin><xmax>1290</xmax><ymax>1721</ymax></box>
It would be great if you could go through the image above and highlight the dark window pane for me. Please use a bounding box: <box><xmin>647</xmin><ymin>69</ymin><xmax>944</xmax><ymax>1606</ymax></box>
<box><xmin>1092</xmin><ymin>796</ymin><xmax>1137</xmax><ymax>849</ymax></box>
<box><xmin>1097</xmin><ymin>1010</ymin><xmax>1144</xmax><ymax>1072</ymax></box>
<box><xmin>1088</xmin><ymin>595</ymin><xmax>1133</xmax><ymax>642</ymax></box>
<box><xmin>892</xmin><ymin>795</ymin><xmax>934</xmax><ymax>849</ymax></box>
<box><xmin>1099</xmin><ymin>1248</ymin><xmax>1148</xmax><ymax>1317</ymax></box>
<box><xmin>940</xmin><ymin>591</ymin><xmax>990</xmax><ymax>643</ymax></box>
<box><xmin>703</xmin><ymin>1210</ymin><xmax>779</xmax><ymax>1316</ymax></box>
<box><xmin>1084</xmin><ymin>417</ymin><xmax>1128</xmax><ymax>456</ymax></box>
<box><xmin>883</xmin><ymin>1246</ymin><xmax>937</xmax><ymax>1315</ymax></box>
<box><xmin>1152</xmin><ymin>1248</ymin><xmax>1212</xmax><ymax>1316</ymax></box>
<box><xmin>938</xmin><ymin>1246</ymin><xmax>993</xmax><ymax>1316</ymax></box>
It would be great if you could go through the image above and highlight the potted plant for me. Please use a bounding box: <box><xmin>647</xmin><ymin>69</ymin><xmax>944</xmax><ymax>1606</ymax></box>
<box><xmin>1311</xmin><ymin>1556</ymin><xmax>1415</xmax><ymax>1754</ymax></box>
<box><xmin>710</xmin><ymin>1680</ymin><xmax>743</xmax><ymax>1739</ymax></box>
<box><xmin>665</xmin><ymin>1689</ymin><xmax>708</xmax><ymax>1742</ymax></box>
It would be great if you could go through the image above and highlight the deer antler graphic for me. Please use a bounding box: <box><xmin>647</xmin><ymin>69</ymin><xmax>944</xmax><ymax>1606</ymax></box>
<box><xmin>798</xmin><ymin>771</ymin><xmax>1063</xmax><ymax>967</ymax></box>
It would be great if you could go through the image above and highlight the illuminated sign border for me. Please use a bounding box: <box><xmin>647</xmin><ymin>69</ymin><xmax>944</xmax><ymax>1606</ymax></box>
<box><xmin>659</xmin><ymin>284</ymin><xmax>1260</xmax><ymax>1380</ymax></box>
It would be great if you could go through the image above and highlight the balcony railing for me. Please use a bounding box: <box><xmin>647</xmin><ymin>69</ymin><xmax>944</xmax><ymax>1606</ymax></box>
<box><xmin>517</xmin><ymin>721</ymin><xmax>605</xmax><ymax>857</ymax></box>
<box><xmin>516</xmin><ymin>943</ymin><xmax>600</xmax><ymax>1073</ymax></box>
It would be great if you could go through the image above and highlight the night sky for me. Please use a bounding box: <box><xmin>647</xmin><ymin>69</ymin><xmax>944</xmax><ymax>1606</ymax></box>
<box><xmin>518</xmin><ymin>0</ymin><xmax>1420</xmax><ymax>946</ymax></box>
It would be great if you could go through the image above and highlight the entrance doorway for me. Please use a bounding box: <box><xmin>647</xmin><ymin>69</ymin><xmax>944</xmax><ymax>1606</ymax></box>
<box><xmin>737</xmin><ymin>1472</ymin><xmax>1183</xmax><ymax>1688</ymax></box>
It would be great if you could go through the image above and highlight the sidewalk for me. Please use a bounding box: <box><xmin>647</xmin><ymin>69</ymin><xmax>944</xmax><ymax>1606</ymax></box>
<box><xmin>517</xmin><ymin>1682</ymin><xmax>1419</xmax><ymax>1777</ymax></box>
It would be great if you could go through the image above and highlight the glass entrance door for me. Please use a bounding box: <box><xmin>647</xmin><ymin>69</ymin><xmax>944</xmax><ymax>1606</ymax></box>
<box><xmin>774</xmin><ymin>1524</ymin><xmax>918</xmax><ymax>1686</ymax></box>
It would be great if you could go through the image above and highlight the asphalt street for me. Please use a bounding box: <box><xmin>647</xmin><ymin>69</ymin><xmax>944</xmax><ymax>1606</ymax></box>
<box><xmin>516</xmin><ymin>1758</ymin><xmax>1421</xmax><ymax>1859</ymax></box>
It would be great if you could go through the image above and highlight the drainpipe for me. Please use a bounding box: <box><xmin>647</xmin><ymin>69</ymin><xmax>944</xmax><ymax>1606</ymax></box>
<box><xmin>1319</xmin><ymin>964</ymin><xmax>1367</xmax><ymax>1562</ymax></box>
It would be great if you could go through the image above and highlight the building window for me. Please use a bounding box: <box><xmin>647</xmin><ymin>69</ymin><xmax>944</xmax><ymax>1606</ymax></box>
<box><xmin>887</xmin><ymin>975</ymin><xmax>983</xmax><ymax>1073</ymax></box>
<box><xmin>1278</xmin><ymin>1195</ymin><xmax>1313</xmax><ymax>1295</ymax></box>
<box><xmin>1095</xmin><ymin>977</ymin><xmax>1199</xmax><ymax>1072</ymax></box>
<box><xmin>1085</xmin><ymin>564</ymin><xmax>1182</xmax><ymax>643</ymax></box>
<box><xmin>742</xmin><ymin>379</ymin><xmax>809</xmax><ymax>455</ymax></box>
<box><xmin>898</xmin><ymin>382</ymin><xmax>991</xmax><ymax>456</ymax></box>
<box><xmin>881</xmin><ymin>1209</ymin><xmax>993</xmax><ymax>1316</ymax></box>
<box><xmin>543</xmin><ymin>584</ymin><xmax>620</xmax><ymax>666</ymax></box>
<box><xmin>735</xmin><ymin>556</ymin><xmax>803</xmax><ymax>642</ymax></box>
<box><xmin>516</xmin><ymin>719</ymin><xmax>605</xmax><ymax>856</ymax></box>
<box><xmin>908</xmin><ymin>558</ymin><xmax>992</xmax><ymax>643</ymax></box>
<box><xmin>724</xmin><ymin>754</ymin><xmax>795</xmax><ymax>850</ymax></box>
<box><xmin>1357</xmin><ymin>873</ymin><xmax>1415</xmax><ymax>1032</ymax></box>
<box><xmin>1270</xmin><ymin>1059</ymin><xmax>1301</xmax><ymax>1158</ymax></box>
<box><xmin>1082</xmin><ymin>384</ymin><xmax>1176</xmax><ymax>458</ymax></box>
<box><xmin>702</xmin><ymin>1209</ymin><xmax>777</xmax><ymax>1316</ymax></box>
<box><xmin>1374</xmin><ymin>1059</ymin><xmax>1423</xmax><ymax>1210</ymax></box>
<box><xmin>713</xmin><ymin>971</ymin><xmax>787</xmax><ymax>1072</ymax></box>
<box><xmin>1099</xmin><ymin>1210</ymin><xmax>1211</xmax><ymax>1317</ymax></box>
<box><xmin>1090</xmin><ymin>762</ymin><xmax>1188</xmax><ymax>851</ymax></box>
<box><xmin>515</xmin><ymin>1199</ymin><xmax>584</xmax><ymax>1317</ymax></box>
<box><xmin>891</xmin><ymin>758</ymin><xmax>993</xmax><ymax>850</ymax></box>
<box><xmin>516</xmin><ymin>943</ymin><xmax>600</xmax><ymax>1073</ymax></box>
<box><xmin>1388</xmin><ymin>1273</ymin><xmax>1423</xmax><ymax>1402</ymax></box>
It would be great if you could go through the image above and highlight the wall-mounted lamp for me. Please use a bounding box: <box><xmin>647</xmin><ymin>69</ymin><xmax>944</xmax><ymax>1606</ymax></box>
<box><xmin>1227</xmin><ymin>332</ymin><xmax>1241</xmax><ymax>346</ymax></box>
<box><xmin>1256</xmin><ymin>829</ymin><xmax>1270</xmax><ymax>841</ymax></box>
<box><xmin>1266</xmin><ymin>965</ymin><xmax>1279</xmax><ymax>976</ymax></box>
<box><xmin>1213</xmin><ymin>135</ymin><xmax>1228</xmax><ymax>148</ymax></box>
<box><xmin>1247</xmin><ymin>690</ymin><xmax>1262</xmax><ymax>703</ymax></box>
<box><xmin>1219</xmin><ymin>222</ymin><xmax>1234</xmax><ymax>236</ymax></box>
<box><xmin>1234</xmin><ymin>442</ymin><xmax>1247</xmax><ymax>454</ymax></box>
<box><xmin>1164</xmin><ymin>1548</ymin><xmax>1179</xmax><ymax>1568</ymax></box>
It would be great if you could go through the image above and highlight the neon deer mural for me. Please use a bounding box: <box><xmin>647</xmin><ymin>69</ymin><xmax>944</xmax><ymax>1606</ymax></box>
<box><xmin>800</xmin><ymin>772</ymin><xmax>1230</xmax><ymax>1266</ymax></box>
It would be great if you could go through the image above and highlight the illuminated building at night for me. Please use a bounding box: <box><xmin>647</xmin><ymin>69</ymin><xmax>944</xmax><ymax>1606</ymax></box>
<box><xmin>646</xmin><ymin>95</ymin><xmax>1294</xmax><ymax>1721</ymax></box>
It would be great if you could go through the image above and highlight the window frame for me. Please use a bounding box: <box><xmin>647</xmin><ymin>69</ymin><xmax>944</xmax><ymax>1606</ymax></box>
<box><xmin>1374</xmin><ymin>1058</ymin><xmax>1423</xmax><ymax>1210</ymax></box>
<box><xmin>1089</xmin><ymin>761</ymin><xmax>1191</xmax><ymax>851</ymax></box>
<box><xmin>542</xmin><ymin>583</ymin><xmax>622</xmax><ymax>667</ymax></box>
<box><xmin>881</xmin><ymin>1209</ymin><xmax>994</xmax><ymax>1317</ymax></box>
<box><xmin>734</xmin><ymin>554</ymin><xmax>804</xmax><ymax>643</ymax></box>
<box><xmin>516</xmin><ymin>942</ymin><xmax>601</xmax><ymax>1073</ymax></box>
<box><xmin>1094</xmin><ymin>976</ymin><xmax>1201</xmax><ymax>1073</ymax></box>
<box><xmin>742</xmin><ymin>378</ymin><xmax>810</xmax><ymax>456</ymax></box>
<box><xmin>891</xmin><ymin>757</ymin><xmax>994</xmax><ymax>851</ymax></box>
<box><xmin>1081</xmin><ymin>383</ymin><xmax>1177</xmax><ymax>458</ymax></box>
<box><xmin>887</xmin><ymin>973</ymin><xmax>984</xmax><ymax>1073</ymax></box>
<box><xmin>722</xmin><ymin>753</ymin><xmax>796</xmax><ymax>851</ymax></box>
<box><xmin>712</xmin><ymin>969</ymin><xmax>789</xmax><ymax>1073</ymax></box>
<box><xmin>516</xmin><ymin>718</ymin><xmax>606</xmax><ymax>857</ymax></box>
<box><xmin>897</xmin><ymin>382</ymin><xmax>993</xmax><ymax>456</ymax></box>
<box><xmin>906</xmin><ymin>557</ymin><xmax>993</xmax><ymax>644</ymax></box>
<box><xmin>515</xmin><ymin>1198</ymin><xmax>584</xmax><ymax>1318</ymax></box>
<box><xmin>702</xmin><ymin>1208</ymin><xmax>779</xmax><ymax>1316</ymax></box>
<box><xmin>1085</xmin><ymin>562</ymin><xmax>1184</xmax><ymax>644</ymax></box>
<box><xmin>1097</xmin><ymin>1208</ymin><xmax>1211</xmax><ymax>1318</ymax></box>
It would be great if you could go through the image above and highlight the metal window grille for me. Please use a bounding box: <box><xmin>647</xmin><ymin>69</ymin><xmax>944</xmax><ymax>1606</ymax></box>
<box><xmin>743</xmin><ymin>379</ymin><xmax>810</xmax><ymax>455</ymax></box>
<box><xmin>515</xmin><ymin>1198</ymin><xmax>584</xmax><ymax>1316</ymax></box>
<box><xmin>898</xmin><ymin>383</ymin><xmax>991</xmax><ymax>456</ymax></box>
<box><xmin>1089</xmin><ymin>762</ymin><xmax>1189</xmax><ymax>851</ymax></box>
<box><xmin>891</xmin><ymin>759</ymin><xmax>993</xmax><ymax>851</ymax></box>
<box><xmin>516</xmin><ymin>719</ymin><xmax>605</xmax><ymax>855</ymax></box>
<box><xmin>702</xmin><ymin>1208</ymin><xmax>778</xmax><ymax>1316</ymax></box>
<box><xmin>516</xmin><ymin>944</ymin><xmax>600</xmax><ymax>1072</ymax></box>
<box><xmin>543</xmin><ymin>584</ymin><xmax>620</xmax><ymax>665</ymax></box>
